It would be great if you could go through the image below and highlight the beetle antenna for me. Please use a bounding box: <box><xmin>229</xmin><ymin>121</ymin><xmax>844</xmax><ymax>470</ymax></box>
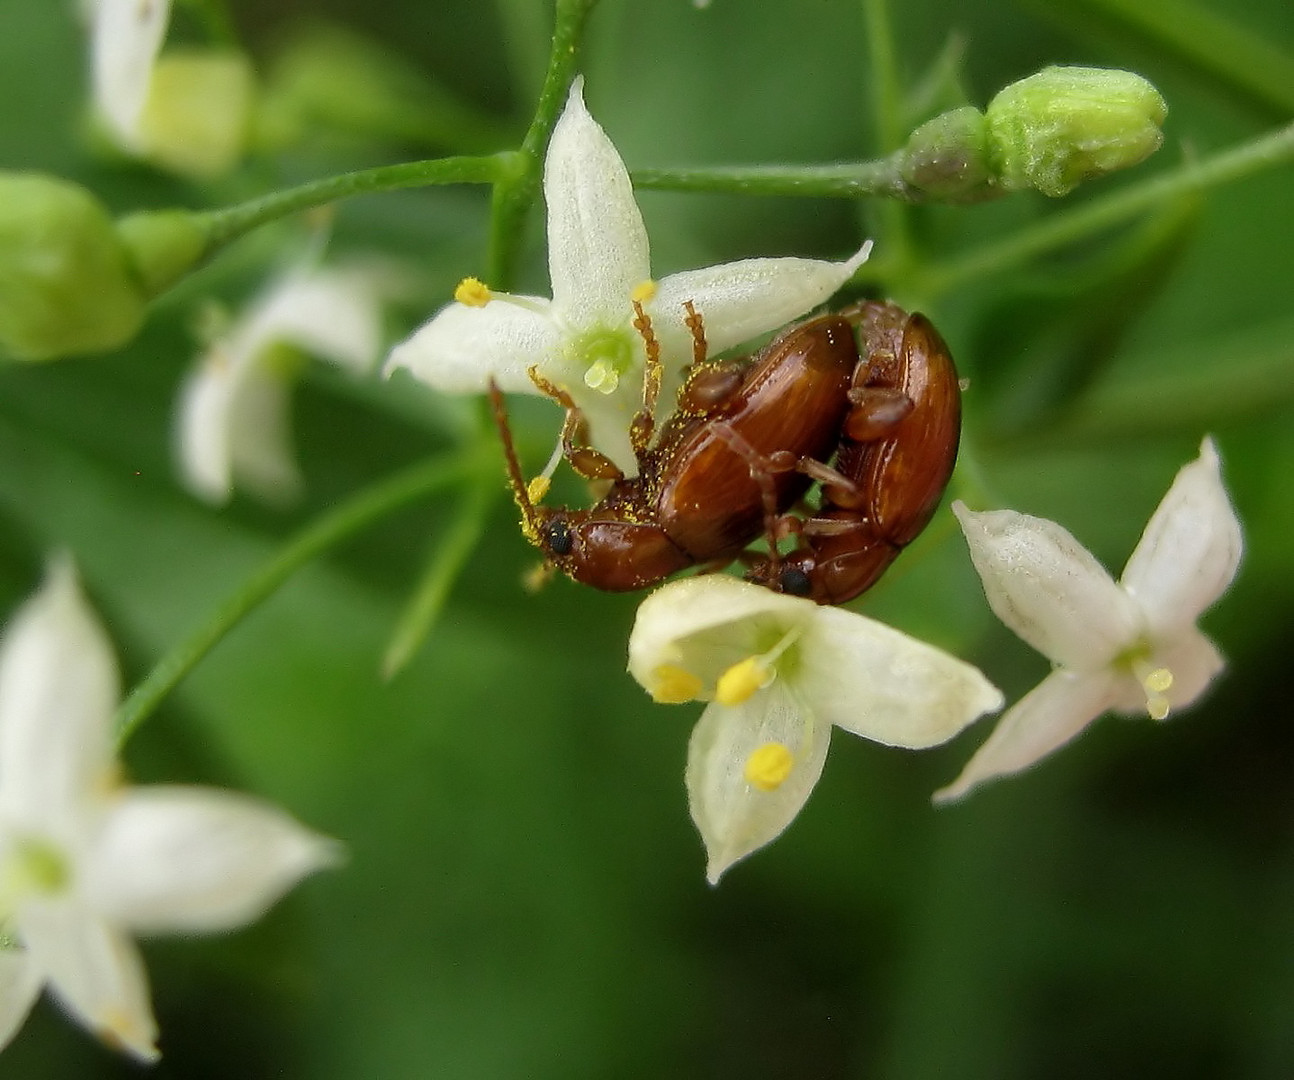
<box><xmin>487</xmin><ymin>378</ymin><xmax>542</xmax><ymax>543</ymax></box>
<box><xmin>683</xmin><ymin>300</ymin><xmax>708</xmax><ymax>366</ymax></box>
<box><xmin>629</xmin><ymin>299</ymin><xmax>663</xmax><ymax>459</ymax></box>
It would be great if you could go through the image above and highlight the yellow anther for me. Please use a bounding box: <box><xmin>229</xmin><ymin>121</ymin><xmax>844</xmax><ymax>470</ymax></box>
<box><xmin>454</xmin><ymin>277</ymin><xmax>493</xmax><ymax>307</ymax></box>
<box><xmin>584</xmin><ymin>357</ymin><xmax>620</xmax><ymax>393</ymax></box>
<box><xmin>1143</xmin><ymin>667</ymin><xmax>1174</xmax><ymax>694</ymax></box>
<box><xmin>744</xmin><ymin>742</ymin><xmax>794</xmax><ymax>792</ymax></box>
<box><xmin>716</xmin><ymin>656</ymin><xmax>773</xmax><ymax>706</ymax></box>
<box><xmin>522</xmin><ymin>561</ymin><xmax>555</xmax><ymax>594</ymax></box>
<box><xmin>650</xmin><ymin>664</ymin><xmax>704</xmax><ymax>705</ymax></box>
<box><xmin>526</xmin><ymin>476</ymin><xmax>551</xmax><ymax>503</ymax></box>
<box><xmin>630</xmin><ymin>279</ymin><xmax>657</xmax><ymax>304</ymax></box>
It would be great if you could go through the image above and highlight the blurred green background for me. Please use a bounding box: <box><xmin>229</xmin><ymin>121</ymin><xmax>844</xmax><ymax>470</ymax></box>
<box><xmin>1</xmin><ymin>0</ymin><xmax>1292</xmax><ymax>1076</ymax></box>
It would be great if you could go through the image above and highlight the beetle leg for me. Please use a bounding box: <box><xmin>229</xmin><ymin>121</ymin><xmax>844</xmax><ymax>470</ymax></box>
<box><xmin>709</xmin><ymin>421</ymin><xmax>796</xmax><ymax>580</ymax></box>
<box><xmin>488</xmin><ymin>379</ymin><xmax>545</xmax><ymax>544</ymax></box>
<box><xmin>629</xmin><ymin>299</ymin><xmax>663</xmax><ymax>463</ymax></box>
<box><xmin>795</xmin><ymin>457</ymin><xmax>863</xmax><ymax>504</ymax></box>
<box><xmin>527</xmin><ymin>366</ymin><xmax>625</xmax><ymax>482</ymax></box>
<box><xmin>844</xmin><ymin>387</ymin><xmax>914</xmax><ymax>442</ymax></box>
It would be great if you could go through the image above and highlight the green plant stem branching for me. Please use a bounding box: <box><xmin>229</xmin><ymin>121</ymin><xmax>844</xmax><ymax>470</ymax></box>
<box><xmin>114</xmin><ymin>453</ymin><xmax>473</xmax><ymax>747</ymax></box>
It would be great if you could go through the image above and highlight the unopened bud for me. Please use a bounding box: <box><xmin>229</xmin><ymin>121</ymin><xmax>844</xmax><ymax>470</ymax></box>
<box><xmin>137</xmin><ymin>49</ymin><xmax>255</xmax><ymax>178</ymax></box>
<box><xmin>898</xmin><ymin>106</ymin><xmax>995</xmax><ymax>202</ymax></box>
<box><xmin>0</xmin><ymin>173</ymin><xmax>145</xmax><ymax>362</ymax></box>
<box><xmin>115</xmin><ymin>209</ymin><xmax>209</xmax><ymax>296</ymax></box>
<box><xmin>985</xmin><ymin>66</ymin><xmax>1167</xmax><ymax>197</ymax></box>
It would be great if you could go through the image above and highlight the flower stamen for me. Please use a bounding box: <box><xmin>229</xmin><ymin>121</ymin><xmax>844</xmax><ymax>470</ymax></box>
<box><xmin>454</xmin><ymin>277</ymin><xmax>493</xmax><ymax>307</ymax></box>
<box><xmin>650</xmin><ymin>664</ymin><xmax>704</xmax><ymax>704</ymax></box>
<box><xmin>583</xmin><ymin>357</ymin><xmax>620</xmax><ymax>393</ymax></box>
<box><xmin>715</xmin><ymin>625</ymin><xmax>803</xmax><ymax>706</ymax></box>
<box><xmin>1132</xmin><ymin>659</ymin><xmax>1175</xmax><ymax>721</ymax></box>
<box><xmin>744</xmin><ymin>742</ymin><xmax>794</xmax><ymax>791</ymax></box>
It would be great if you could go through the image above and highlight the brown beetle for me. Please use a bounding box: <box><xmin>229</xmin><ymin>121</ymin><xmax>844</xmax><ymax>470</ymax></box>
<box><xmin>489</xmin><ymin>300</ymin><xmax>859</xmax><ymax>592</ymax></box>
<box><xmin>745</xmin><ymin>300</ymin><xmax>961</xmax><ymax>604</ymax></box>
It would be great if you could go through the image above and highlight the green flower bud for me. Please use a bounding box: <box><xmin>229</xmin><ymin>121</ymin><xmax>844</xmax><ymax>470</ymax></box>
<box><xmin>0</xmin><ymin>173</ymin><xmax>145</xmax><ymax>362</ymax></box>
<box><xmin>898</xmin><ymin>106</ymin><xmax>996</xmax><ymax>202</ymax></box>
<box><xmin>985</xmin><ymin>66</ymin><xmax>1167</xmax><ymax>197</ymax></box>
<box><xmin>115</xmin><ymin>209</ymin><xmax>210</xmax><ymax>296</ymax></box>
<box><xmin>137</xmin><ymin>49</ymin><xmax>255</xmax><ymax>178</ymax></box>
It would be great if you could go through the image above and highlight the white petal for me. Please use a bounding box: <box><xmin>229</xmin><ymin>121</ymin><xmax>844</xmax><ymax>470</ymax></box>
<box><xmin>798</xmin><ymin>606</ymin><xmax>1004</xmax><ymax>749</ymax></box>
<box><xmin>91</xmin><ymin>0</ymin><xmax>171</xmax><ymax>150</ymax></box>
<box><xmin>544</xmin><ymin>78</ymin><xmax>651</xmax><ymax>327</ymax></box>
<box><xmin>933</xmin><ymin>668</ymin><xmax>1122</xmax><ymax>803</ymax></box>
<box><xmin>0</xmin><ymin>558</ymin><xmax>118</xmax><ymax>830</ymax></box>
<box><xmin>685</xmin><ymin>684</ymin><xmax>831</xmax><ymax>884</ymax></box>
<box><xmin>954</xmin><ymin>502</ymin><xmax>1141</xmax><ymax>670</ymax></box>
<box><xmin>236</xmin><ymin>269</ymin><xmax>385</xmax><ymax>376</ymax></box>
<box><xmin>1119</xmin><ymin>438</ymin><xmax>1243</xmax><ymax>636</ymax></box>
<box><xmin>628</xmin><ymin>576</ymin><xmax>816</xmax><ymax>697</ymax></box>
<box><xmin>19</xmin><ymin>900</ymin><xmax>158</xmax><ymax>1062</ymax></box>
<box><xmin>386</xmin><ymin>298</ymin><xmax>561</xmax><ymax>393</ymax></box>
<box><xmin>174</xmin><ymin>348</ymin><xmax>300</xmax><ymax>505</ymax></box>
<box><xmin>0</xmin><ymin>949</ymin><xmax>42</xmax><ymax>1054</ymax></box>
<box><xmin>651</xmin><ymin>240</ymin><xmax>873</xmax><ymax>360</ymax></box>
<box><xmin>86</xmin><ymin>787</ymin><xmax>340</xmax><ymax>934</ymax></box>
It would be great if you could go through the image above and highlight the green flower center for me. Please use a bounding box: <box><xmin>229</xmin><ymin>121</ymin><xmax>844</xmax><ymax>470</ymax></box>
<box><xmin>1</xmin><ymin>836</ymin><xmax>71</xmax><ymax>919</ymax></box>
<box><xmin>567</xmin><ymin>327</ymin><xmax>637</xmax><ymax>395</ymax></box>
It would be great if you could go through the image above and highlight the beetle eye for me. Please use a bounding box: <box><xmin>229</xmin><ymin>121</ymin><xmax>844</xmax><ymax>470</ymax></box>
<box><xmin>544</xmin><ymin>518</ymin><xmax>574</xmax><ymax>556</ymax></box>
<box><xmin>779</xmin><ymin>567</ymin><xmax>812</xmax><ymax>596</ymax></box>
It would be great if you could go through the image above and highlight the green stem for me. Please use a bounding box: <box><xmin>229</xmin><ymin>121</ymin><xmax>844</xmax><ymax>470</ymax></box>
<box><xmin>197</xmin><ymin>154</ymin><xmax>512</xmax><ymax>253</ymax></box>
<box><xmin>114</xmin><ymin>453</ymin><xmax>471</xmax><ymax>747</ymax></box>
<box><xmin>862</xmin><ymin>0</ymin><xmax>914</xmax><ymax>272</ymax></box>
<box><xmin>632</xmin><ymin>159</ymin><xmax>907</xmax><ymax>199</ymax></box>
<box><xmin>907</xmin><ymin>122</ymin><xmax>1294</xmax><ymax>298</ymax></box>
<box><xmin>381</xmin><ymin>461</ymin><xmax>498</xmax><ymax>680</ymax></box>
<box><xmin>487</xmin><ymin>0</ymin><xmax>599</xmax><ymax>287</ymax></box>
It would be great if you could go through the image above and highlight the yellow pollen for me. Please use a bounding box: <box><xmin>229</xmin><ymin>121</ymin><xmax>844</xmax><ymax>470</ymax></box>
<box><xmin>584</xmin><ymin>357</ymin><xmax>620</xmax><ymax>393</ymax></box>
<box><xmin>526</xmin><ymin>476</ymin><xmax>551</xmax><ymax>503</ymax></box>
<box><xmin>744</xmin><ymin>742</ymin><xmax>794</xmax><ymax>791</ymax></box>
<box><xmin>716</xmin><ymin>656</ymin><xmax>772</xmax><ymax>706</ymax></box>
<box><xmin>522</xmin><ymin>561</ymin><xmax>555</xmax><ymax>593</ymax></box>
<box><xmin>630</xmin><ymin>279</ymin><xmax>658</xmax><ymax>304</ymax></box>
<box><xmin>454</xmin><ymin>277</ymin><xmax>493</xmax><ymax>307</ymax></box>
<box><xmin>650</xmin><ymin>664</ymin><xmax>704</xmax><ymax>704</ymax></box>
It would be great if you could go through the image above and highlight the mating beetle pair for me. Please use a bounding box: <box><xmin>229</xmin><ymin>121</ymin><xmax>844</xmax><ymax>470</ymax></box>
<box><xmin>488</xmin><ymin>295</ymin><xmax>960</xmax><ymax>606</ymax></box>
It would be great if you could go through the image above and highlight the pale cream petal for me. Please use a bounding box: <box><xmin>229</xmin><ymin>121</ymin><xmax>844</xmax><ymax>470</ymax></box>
<box><xmin>237</xmin><ymin>268</ymin><xmax>385</xmax><ymax>375</ymax></box>
<box><xmin>19</xmin><ymin>900</ymin><xmax>159</xmax><ymax>1062</ymax></box>
<box><xmin>1106</xmin><ymin>627</ymin><xmax>1226</xmax><ymax>717</ymax></box>
<box><xmin>86</xmin><ymin>787</ymin><xmax>340</xmax><ymax>934</ymax></box>
<box><xmin>954</xmin><ymin>502</ymin><xmax>1141</xmax><ymax>670</ymax></box>
<box><xmin>799</xmin><ymin>606</ymin><xmax>1003</xmax><ymax>749</ymax></box>
<box><xmin>385</xmin><ymin>298</ymin><xmax>561</xmax><ymax>393</ymax></box>
<box><xmin>686</xmin><ymin>685</ymin><xmax>831</xmax><ymax>884</ymax></box>
<box><xmin>650</xmin><ymin>240</ymin><xmax>873</xmax><ymax>360</ymax></box>
<box><xmin>1119</xmin><ymin>437</ymin><xmax>1243</xmax><ymax>636</ymax></box>
<box><xmin>91</xmin><ymin>0</ymin><xmax>172</xmax><ymax>150</ymax></box>
<box><xmin>0</xmin><ymin>949</ymin><xmax>42</xmax><ymax>1053</ymax></box>
<box><xmin>628</xmin><ymin>577</ymin><xmax>816</xmax><ymax>699</ymax></box>
<box><xmin>173</xmin><ymin>344</ymin><xmax>238</xmax><ymax>503</ymax></box>
<box><xmin>543</xmin><ymin>77</ymin><xmax>650</xmax><ymax>327</ymax></box>
<box><xmin>0</xmin><ymin>558</ymin><xmax>118</xmax><ymax>830</ymax></box>
<box><xmin>223</xmin><ymin>363</ymin><xmax>303</xmax><ymax>506</ymax></box>
<box><xmin>933</xmin><ymin>668</ymin><xmax>1122</xmax><ymax>803</ymax></box>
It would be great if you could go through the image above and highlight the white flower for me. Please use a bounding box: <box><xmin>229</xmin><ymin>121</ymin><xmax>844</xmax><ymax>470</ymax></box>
<box><xmin>89</xmin><ymin>0</ymin><xmax>253</xmax><ymax>177</ymax></box>
<box><xmin>628</xmin><ymin>576</ymin><xmax>1003</xmax><ymax>883</ymax></box>
<box><xmin>176</xmin><ymin>263</ymin><xmax>387</xmax><ymax>505</ymax></box>
<box><xmin>0</xmin><ymin>559</ymin><xmax>338</xmax><ymax>1061</ymax></box>
<box><xmin>386</xmin><ymin>77</ymin><xmax>871</xmax><ymax>475</ymax></box>
<box><xmin>935</xmin><ymin>437</ymin><xmax>1242</xmax><ymax>803</ymax></box>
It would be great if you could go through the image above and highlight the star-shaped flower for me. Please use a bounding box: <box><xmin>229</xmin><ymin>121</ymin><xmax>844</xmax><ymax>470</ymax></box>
<box><xmin>176</xmin><ymin>261</ymin><xmax>388</xmax><ymax>504</ymax></box>
<box><xmin>628</xmin><ymin>575</ymin><xmax>1003</xmax><ymax>882</ymax></box>
<box><xmin>386</xmin><ymin>77</ymin><xmax>871</xmax><ymax>475</ymax></box>
<box><xmin>0</xmin><ymin>559</ymin><xmax>338</xmax><ymax>1060</ymax></box>
<box><xmin>935</xmin><ymin>438</ymin><xmax>1242</xmax><ymax>802</ymax></box>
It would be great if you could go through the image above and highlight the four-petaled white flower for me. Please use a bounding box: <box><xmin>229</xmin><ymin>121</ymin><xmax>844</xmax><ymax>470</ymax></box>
<box><xmin>935</xmin><ymin>437</ymin><xmax>1242</xmax><ymax>803</ymax></box>
<box><xmin>176</xmin><ymin>262</ymin><xmax>388</xmax><ymax>505</ymax></box>
<box><xmin>386</xmin><ymin>77</ymin><xmax>872</xmax><ymax>475</ymax></box>
<box><xmin>0</xmin><ymin>559</ymin><xmax>338</xmax><ymax>1061</ymax></box>
<box><xmin>628</xmin><ymin>575</ymin><xmax>1003</xmax><ymax>883</ymax></box>
<box><xmin>89</xmin><ymin>0</ymin><xmax>253</xmax><ymax>177</ymax></box>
